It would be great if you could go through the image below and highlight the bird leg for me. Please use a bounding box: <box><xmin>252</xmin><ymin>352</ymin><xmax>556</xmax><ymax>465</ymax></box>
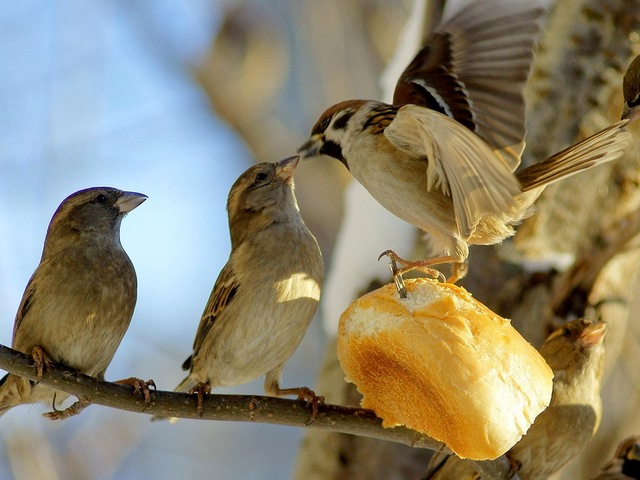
<box><xmin>115</xmin><ymin>377</ymin><xmax>157</xmax><ymax>406</ymax></box>
<box><xmin>188</xmin><ymin>382</ymin><xmax>211</xmax><ymax>415</ymax></box>
<box><xmin>43</xmin><ymin>395</ymin><xmax>92</xmax><ymax>420</ymax></box>
<box><xmin>31</xmin><ymin>346</ymin><xmax>53</xmax><ymax>382</ymax></box>
<box><xmin>272</xmin><ymin>386</ymin><xmax>325</xmax><ymax>424</ymax></box>
<box><xmin>378</xmin><ymin>250</ymin><xmax>450</xmax><ymax>296</ymax></box>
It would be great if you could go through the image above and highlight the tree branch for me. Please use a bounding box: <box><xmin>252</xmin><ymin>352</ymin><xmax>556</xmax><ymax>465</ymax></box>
<box><xmin>0</xmin><ymin>345</ymin><xmax>447</xmax><ymax>448</ymax></box>
<box><xmin>0</xmin><ymin>344</ymin><xmax>527</xmax><ymax>479</ymax></box>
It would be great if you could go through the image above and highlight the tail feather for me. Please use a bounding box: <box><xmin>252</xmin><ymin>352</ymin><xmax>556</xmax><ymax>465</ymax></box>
<box><xmin>0</xmin><ymin>373</ymin><xmax>29</xmax><ymax>416</ymax></box>
<box><xmin>173</xmin><ymin>374</ymin><xmax>199</xmax><ymax>394</ymax></box>
<box><xmin>517</xmin><ymin>120</ymin><xmax>632</xmax><ymax>191</ymax></box>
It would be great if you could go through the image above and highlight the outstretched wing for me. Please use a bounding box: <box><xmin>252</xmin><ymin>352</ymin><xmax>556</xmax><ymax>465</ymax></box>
<box><xmin>385</xmin><ymin>105</ymin><xmax>521</xmax><ymax>238</ymax></box>
<box><xmin>394</xmin><ymin>0</ymin><xmax>547</xmax><ymax>170</ymax></box>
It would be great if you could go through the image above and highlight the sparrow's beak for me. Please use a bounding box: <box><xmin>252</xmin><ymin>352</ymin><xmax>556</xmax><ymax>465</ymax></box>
<box><xmin>298</xmin><ymin>134</ymin><xmax>323</xmax><ymax>159</ymax></box>
<box><xmin>578</xmin><ymin>321</ymin><xmax>607</xmax><ymax>347</ymax></box>
<box><xmin>275</xmin><ymin>155</ymin><xmax>299</xmax><ymax>181</ymax></box>
<box><xmin>115</xmin><ymin>191</ymin><xmax>148</xmax><ymax>213</ymax></box>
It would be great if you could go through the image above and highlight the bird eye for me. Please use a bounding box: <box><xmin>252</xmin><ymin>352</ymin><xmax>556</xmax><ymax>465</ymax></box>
<box><xmin>255</xmin><ymin>172</ymin><xmax>268</xmax><ymax>182</ymax></box>
<box><xmin>94</xmin><ymin>194</ymin><xmax>108</xmax><ymax>204</ymax></box>
<box><xmin>561</xmin><ymin>327</ymin><xmax>572</xmax><ymax>337</ymax></box>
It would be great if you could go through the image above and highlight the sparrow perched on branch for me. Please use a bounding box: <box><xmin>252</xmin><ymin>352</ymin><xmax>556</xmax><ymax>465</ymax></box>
<box><xmin>0</xmin><ymin>187</ymin><xmax>146</xmax><ymax>418</ymax></box>
<box><xmin>174</xmin><ymin>156</ymin><xmax>323</xmax><ymax>412</ymax></box>
<box><xmin>591</xmin><ymin>435</ymin><xmax>640</xmax><ymax>480</ymax></box>
<box><xmin>299</xmin><ymin>0</ymin><xmax>632</xmax><ymax>282</ymax></box>
<box><xmin>622</xmin><ymin>54</ymin><xmax>640</xmax><ymax>122</ymax></box>
<box><xmin>425</xmin><ymin>319</ymin><xmax>607</xmax><ymax>480</ymax></box>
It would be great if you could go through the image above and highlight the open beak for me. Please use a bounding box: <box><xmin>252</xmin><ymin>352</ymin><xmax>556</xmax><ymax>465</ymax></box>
<box><xmin>115</xmin><ymin>191</ymin><xmax>148</xmax><ymax>213</ymax></box>
<box><xmin>298</xmin><ymin>134</ymin><xmax>323</xmax><ymax>159</ymax></box>
<box><xmin>578</xmin><ymin>321</ymin><xmax>607</xmax><ymax>347</ymax></box>
<box><xmin>275</xmin><ymin>156</ymin><xmax>299</xmax><ymax>182</ymax></box>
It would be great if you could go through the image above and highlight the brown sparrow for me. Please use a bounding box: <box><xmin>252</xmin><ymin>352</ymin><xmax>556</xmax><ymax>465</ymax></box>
<box><xmin>591</xmin><ymin>435</ymin><xmax>640</xmax><ymax>480</ymax></box>
<box><xmin>622</xmin><ymin>54</ymin><xmax>640</xmax><ymax>121</ymax></box>
<box><xmin>425</xmin><ymin>319</ymin><xmax>607</xmax><ymax>480</ymax></box>
<box><xmin>0</xmin><ymin>187</ymin><xmax>146</xmax><ymax>418</ymax></box>
<box><xmin>298</xmin><ymin>0</ymin><xmax>631</xmax><ymax>282</ymax></box>
<box><xmin>174</xmin><ymin>156</ymin><xmax>323</xmax><ymax>410</ymax></box>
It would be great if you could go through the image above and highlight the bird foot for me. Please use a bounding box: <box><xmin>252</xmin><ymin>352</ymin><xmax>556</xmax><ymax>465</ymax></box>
<box><xmin>378</xmin><ymin>250</ymin><xmax>448</xmax><ymax>297</ymax></box>
<box><xmin>115</xmin><ymin>377</ymin><xmax>157</xmax><ymax>406</ymax></box>
<box><xmin>188</xmin><ymin>382</ymin><xmax>212</xmax><ymax>416</ymax></box>
<box><xmin>275</xmin><ymin>386</ymin><xmax>324</xmax><ymax>424</ymax></box>
<box><xmin>31</xmin><ymin>346</ymin><xmax>53</xmax><ymax>382</ymax></box>
<box><xmin>43</xmin><ymin>397</ymin><xmax>92</xmax><ymax>420</ymax></box>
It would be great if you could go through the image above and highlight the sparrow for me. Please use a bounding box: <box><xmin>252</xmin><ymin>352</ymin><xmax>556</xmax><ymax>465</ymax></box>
<box><xmin>591</xmin><ymin>436</ymin><xmax>640</xmax><ymax>480</ymax></box>
<box><xmin>174</xmin><ymin>156</ymin><xmax>323</xmax><ymax>412</ymax></box>
<box><xmin>298</xmin><ymin>0</ymin><xmax>632</xmax><ymax>282</ymax></box>
<box><xmin>0</xmin><ymin>187</ymin><xmax>146</xmax><ymax>418</ymax></box>
<box><xmin>622</xmin><ymin>54</ymin><xmax>640</xmax><ymax>121</ymax></box>
<box><xmin>424</xmin><ymin>319</ymin><xmax>607</xmax><ymax>480</ymax></box>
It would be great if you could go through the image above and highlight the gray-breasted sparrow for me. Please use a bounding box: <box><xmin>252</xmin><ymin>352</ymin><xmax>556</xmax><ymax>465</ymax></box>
<box><xmin>0</xmin><ymin>187</ymin><xmax>146</xmax><ymax>418</ymax></box>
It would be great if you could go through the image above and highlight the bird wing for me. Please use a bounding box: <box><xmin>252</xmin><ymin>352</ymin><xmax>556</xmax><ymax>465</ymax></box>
<box><xmin>385</xmin><ymin>105</ymin><xmax>521</xmax><ymax>238</ymax></box>
<box><xmin>393</xmin><ymin>0</ymin><xmax>547</xmax><ymax>170</ymax></box>
<box><xmin>189</xmin><ymin>262</ymin><xmax>239</xmax><ymax>361</ymax></box>
<box><xmin>12</xmin><ymin>271</ymin><xmax>38</xmax><ymax>340</ymax></box>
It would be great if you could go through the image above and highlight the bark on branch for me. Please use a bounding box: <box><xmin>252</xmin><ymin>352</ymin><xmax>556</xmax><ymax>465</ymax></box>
<box><xmin>0</xmin><ymin>344</ymin><xmax>522</xmax><ymax>479</ymax></box>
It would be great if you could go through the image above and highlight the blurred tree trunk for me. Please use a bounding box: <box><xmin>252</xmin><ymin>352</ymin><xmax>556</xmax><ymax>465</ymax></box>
<box><xmin>292</xmin><ymin>0</ymin><xmax>640</xmax><ymax>479</ymax></box>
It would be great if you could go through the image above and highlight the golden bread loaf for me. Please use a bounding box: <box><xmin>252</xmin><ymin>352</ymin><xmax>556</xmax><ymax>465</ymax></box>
<box><xmin>337</xmin><ymin>278</ymin><xmax>553</xmax><ymax>460</ymax></box>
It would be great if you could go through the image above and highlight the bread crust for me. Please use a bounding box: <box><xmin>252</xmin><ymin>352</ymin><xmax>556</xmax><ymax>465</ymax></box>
<box><xmin>337</xmin><ymin>278</ymin><xmax>553</xmax><ymax>460</ymax></box>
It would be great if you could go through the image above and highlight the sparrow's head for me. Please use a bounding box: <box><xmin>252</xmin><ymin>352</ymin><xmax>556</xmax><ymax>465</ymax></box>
<box><xmin>622</xmin><ymin>55</ymin><xmax>640</xmax><ymax>121</ymax></box>
<box><xmin>46</xmin><ymin>187</ymin><xmax>147</xmax><ymax>252</ymax></box>
<box><xmin>298</xmin><ymin>100</ymin><xmax>369</xmax><ymax>165</ymax></box>
<box><xmin>226</xmin><ymin>156</ymin><xmax>301</xmax><ymax>246</ymax></box>
<box><xmin>539</xmin><ymin>319</ymin><xmax>607</xmax><ymax>374</ymax></box>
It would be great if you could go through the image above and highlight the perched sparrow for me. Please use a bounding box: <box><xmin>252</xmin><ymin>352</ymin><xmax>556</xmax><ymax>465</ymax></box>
<box><xmin>425</xmin><ymin>319</ymin><xmax>607</xmax><ymax>480</ymax></box>
<box><xmin>622</xmin><ymin>54</ymin><xmax>640</xmax><ymax>121</ymax></box>
<box><xmin>299</xmin><ymin>0</ymin><xmax>631</xmax><ymax>282</ymax></box>
<box><xmin>0</xmin><ymin>187</ymin><xmax>146</xmax><ymax>417</ymax></box>
<box><xmin>174</xmin><ymin>156</ymin><xmax>323</xmax><ymax>409</ymax></box>
<box><xmin>591</xmin><ymin>436</ymin><xmax>640</xmax><ymax>480</ymax></box>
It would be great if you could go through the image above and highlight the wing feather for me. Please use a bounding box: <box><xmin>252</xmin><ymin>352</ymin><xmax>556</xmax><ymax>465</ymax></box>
<box><xmin>385</xmin><ymin>106</ymin><xmax>521</xmax><ymax>238</ymax></box>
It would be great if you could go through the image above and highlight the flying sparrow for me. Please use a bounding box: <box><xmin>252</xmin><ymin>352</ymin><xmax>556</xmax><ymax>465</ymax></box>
<box><xmin>622</xmin><ymin>54</ymin><xmax>640</xmax><ymax>121</ymax></box>
<box><xmin>0</xmin><ymin>187</ymin><xmax>146</xmax><ymax>418</ymax></box>
<box><xmin>591</xmin><ymin>435</ymin><xmax>640</xmax><ymax>480</ymax></box>
<box><xmin>299</xmin><ymin>0</ymin><xmax>632</xmax><ymax>282</ymax></box>
<box><xmin>174</xmin><ymin>156</ymin><xmax>323</xmax><ymax>412</ymax></box>
<box><xmin>425</xmin><ymin>319</ymin><xmax>607</xmax><ymax>480</ymax></box>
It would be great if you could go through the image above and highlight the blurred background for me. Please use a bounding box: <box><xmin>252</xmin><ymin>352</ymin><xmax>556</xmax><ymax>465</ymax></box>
<box><xmin>2</xmin><ymin>1</ymin><xmax>640</xmax><ymax>479</ymax></box>
<box><xmin>0</xmin><ymin>1</ymin><xmax>406</xmax><ymax>479</ymax></box>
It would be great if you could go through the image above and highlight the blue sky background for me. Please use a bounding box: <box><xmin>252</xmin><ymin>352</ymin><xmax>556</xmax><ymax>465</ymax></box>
<box><xmin>0</xmin><ymin>2</ymin><xmax>326</xmax><ymax>479</ymax></box>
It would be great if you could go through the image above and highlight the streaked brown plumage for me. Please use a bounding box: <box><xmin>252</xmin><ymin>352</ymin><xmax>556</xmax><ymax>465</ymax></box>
<box><xmin>299</xmin><ymin>0</ymin><xmax>632</xmax><ymax>282</ymax></box>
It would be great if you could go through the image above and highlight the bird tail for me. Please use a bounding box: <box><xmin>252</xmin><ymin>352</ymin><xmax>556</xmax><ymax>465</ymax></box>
<box><xmin>517</xmin><ymin>120</ymin><xmax>632</xmax><ymax>192</ymax></box>
<box><xmin>0</xmin><ymin>373</ymin><xmax>28</xmax><ymax>416</ymax></box>
<box><xmin>173</xmin><ymin>374</ymin><xmax>198</xmax><ymax>394</ymax></box>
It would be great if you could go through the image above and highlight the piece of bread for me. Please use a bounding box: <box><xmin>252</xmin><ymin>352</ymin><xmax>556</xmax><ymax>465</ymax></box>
<box><xmin>337</xmin><ymin>278</ymin><xmax>553</xmax><ymax>460</ymax></box>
